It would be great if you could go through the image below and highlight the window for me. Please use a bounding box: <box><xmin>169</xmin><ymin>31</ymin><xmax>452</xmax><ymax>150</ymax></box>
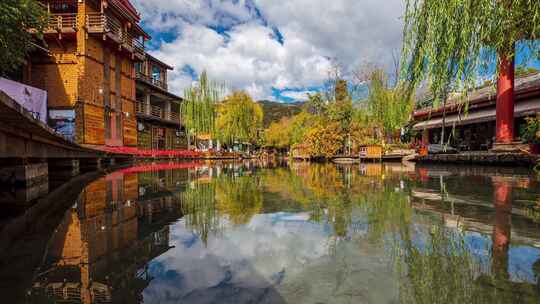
<box><xmin>152</xmin><ymin>65</ymin><xmax>162</xmax><ymax>82</ymax></box>
<box><xmin>135</xmin><ymin>62</ymin><xmax>143</xmax><ymax>74</ymax></box>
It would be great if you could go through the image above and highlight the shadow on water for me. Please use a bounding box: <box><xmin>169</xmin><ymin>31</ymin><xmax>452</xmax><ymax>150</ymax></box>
<box><xmin>1</xmin><ymin>160</ymin><xmax>540</xmax><ymax>303</ymax></box>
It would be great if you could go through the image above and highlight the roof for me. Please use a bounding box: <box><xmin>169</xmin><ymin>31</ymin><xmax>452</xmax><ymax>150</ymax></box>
<box><xmin>146</xmin><ymin>53</ymin><xmax>174</xmax><ymax>70</ymax></box>
<box><xmin>109</xmin><ymin>0</ymin><xmax>140</xmax><ymax>22</ymax></box>
<box><xmin>413</xmin><ymin>72</ymin><xmax>540</xmax><ymax>120</ymax></box>
<box><xmin>106</xmin><ymin>0</ymin><xmax>150</xmax><ymax>39</ymax></box>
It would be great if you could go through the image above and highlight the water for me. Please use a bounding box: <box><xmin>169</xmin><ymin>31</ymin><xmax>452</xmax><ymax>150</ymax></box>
<box><xmin>1</xmin><ymin>161</ymin><xmax>540</xmax><ymax>303</ymax></box>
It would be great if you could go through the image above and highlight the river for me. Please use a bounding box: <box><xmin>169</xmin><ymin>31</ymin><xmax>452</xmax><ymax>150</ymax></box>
<box><xmin>1</xmin><ymin>161</ymin><xmax>540</xmax><ymax>303</ymax></box>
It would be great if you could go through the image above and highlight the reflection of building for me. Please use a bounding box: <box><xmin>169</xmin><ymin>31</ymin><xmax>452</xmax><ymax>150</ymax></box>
<box><xmin>135</xmin><ymin>54</ymin><xmax>186</xmax><ymax>151</ymax></box>
<box><xmin>30</xmin><ymin>171</ymin><xmax>175</xmax><ymax>303</ymax></box>
<box><xmin>413</xmin><ymin>73</ymin><xmax>540</xmax><ymax>150</ymax></box>
<box><xmin>24</xmin><ymin>0</ymin><xmax>149</xmax><ymax>147</ymax></box>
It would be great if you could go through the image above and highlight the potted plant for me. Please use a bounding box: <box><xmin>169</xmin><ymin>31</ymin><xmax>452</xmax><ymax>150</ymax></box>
<box><xmin>521</xmin><ymin>115</ymin><xmax>540</xmax><ymax>154</ymax></box>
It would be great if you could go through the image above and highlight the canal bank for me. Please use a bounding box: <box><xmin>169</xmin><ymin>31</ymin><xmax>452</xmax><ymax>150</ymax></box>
<box><xmin>414</xmin><ymin>151</ymin><xmax>538</xmax><ymax>167</ymax></box>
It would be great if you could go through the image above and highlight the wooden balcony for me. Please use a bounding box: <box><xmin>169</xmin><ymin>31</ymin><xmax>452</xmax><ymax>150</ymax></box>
<box><xmin>151</xmin><ymin>105</ymin><xmax>164</xmax><ymax>119</ymax></box>
<box><xmin>46</xmin><ymin>13</ymin><xmax>77</xmax><ymax>33</ymax></box>
<box><xmin>136</xmin><ymin>102</ymin><xmax>147</xmax><ymax>114</ymax></box>
<box><xmin>86</xmin><ymin>12</ymin><xmax>145</xmax><ymax>58</ymax></box>
<box><xmin>86</xmin><ymin>12</ymin><xmax>122</xmax><ymax>42</ymax></box>
<box><xmin>136</xmin><ymin>72</ymin><xmax>168</xmax><ymax>91</ymax></box>
<box><xmin>29</xmin><ymin>13</ymin><xmax>77</xmax><ymax>36</ymax></box>
<box><xmin>136</xmin><ymin>102</ymin><xmax>182</xmax><ymax>125</ymax></box>
<box><xmin>170</xmin><ymin>111</ymin><xmax>180</xmax><ymax>122</ymax></box>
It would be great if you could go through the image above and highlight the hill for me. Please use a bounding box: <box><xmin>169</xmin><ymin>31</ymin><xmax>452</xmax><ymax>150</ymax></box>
<box><xmin>258</xmin><ymin>100</ymin><xmax>303</xmax><ymax>128</ymax></box>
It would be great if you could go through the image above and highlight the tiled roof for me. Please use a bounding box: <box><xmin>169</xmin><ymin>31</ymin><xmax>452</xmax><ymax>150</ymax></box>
<box><xmin>413</xmin><ymin>72</ymin><xmax>540</xmax><ymax>119</ymax></box>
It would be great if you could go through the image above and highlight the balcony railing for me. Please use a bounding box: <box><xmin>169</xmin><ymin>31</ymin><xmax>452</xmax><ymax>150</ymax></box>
<box><xmin>46</xmin><ymin>13</ymin><xmax>77</xmax><ymax>33</ymax></box>
<box><xmin>86</xmin><ymin>12</ymin><xmax>144</xmax><ymax>58</ymax></box>
<box><xmin>136</xmin><ymin>102</ymin><xmax>181</xmax><ymax>124</ymax></box>
<box><xmin>170</xmin><ymin>111</ymin><xmax>180</xmax><ymax>122</ymax></box>
<box><xmin>151</xmin><ymin>105</ymin><xmax>164</xmax><ymax>119</ymax></box>
<box><xmin>123</xmin><ymin>31</ymin><xmax>145</xmax><ymax>58</ymax></box>
<box><xmin>136</xmin><ymin>102</ymin><xmax>147</xmax><ymax>114</ymax></box>
<box><xmin>136</xmin><ymin>72</ymin><xmax>168</xmax><ymax>91</ymax></box>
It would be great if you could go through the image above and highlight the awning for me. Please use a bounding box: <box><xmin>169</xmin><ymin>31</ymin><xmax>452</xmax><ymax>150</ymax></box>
<box><xmin>413</xmin><ymin>98</ymin><xmax>540</xmax><ymax>130</ymax></box>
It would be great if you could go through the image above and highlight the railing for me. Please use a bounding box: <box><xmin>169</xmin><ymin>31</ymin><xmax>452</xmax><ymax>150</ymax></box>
<box><xmin>137</xmin><ymin>102</ymin><xmax>180</xmax><ymax>123</ymax></box>
<box><xmin>136</xmin><ymin>102</ymin><xmax>147</xmax><ymax>114</ymax></box>
<box><xmin>170</xmin><ymin>111</ymin><xmax>180</xmax><ymax>122</ymax></box>
<box><xmin>46</xmin><ymin>13</ymin><xmax>77</xmax><ymax>32</ymax></box>
<box><xmin>136</xmin><ymin>72</ymin><xmax>168</xmax><ymax>91</ymax></box>
<box><xmin>86</xmin><ymin>12</ymin><xmax>122</xmax><ymax>42</ymax></box>
<box><xmin>124</xmin><ymin>31</ymin><xmax>145</xmax><ymax>57</ymax></box>
<box><xmin>151</xmin><ymin>105</ymin><xmax>164</xmax><ymax>119</ymax></box>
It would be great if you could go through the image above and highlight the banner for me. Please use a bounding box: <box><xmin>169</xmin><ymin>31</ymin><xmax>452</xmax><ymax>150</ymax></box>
<box><xmin>0</xmin><ymin>77</ymin><xmax>47</xmax><ymax>123</ymax></box>
<box><xmin>49</xmin><ymin>110</ymin><xmax>76</xmax><ymax>142</ymax></box>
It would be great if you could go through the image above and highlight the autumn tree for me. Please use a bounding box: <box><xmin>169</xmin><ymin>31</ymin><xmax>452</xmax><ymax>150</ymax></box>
<box><xmin>0</xmin><ymin>0</ymin><xmax>48</xmax><ymax>76</ymax></box>
<box><xmin>216</xmin><ymin>91</ymin><xmax>263</xmax><ymax>145</ymax></box>
<box><xmin>264</xmin><ymin>117</ymin><xmax>292</xmax><ymax>150</ymax></box>
<box><xmin>304</xmin><ymin>121</ymin><xmax>345</xmax><ymax>158</ymax></box>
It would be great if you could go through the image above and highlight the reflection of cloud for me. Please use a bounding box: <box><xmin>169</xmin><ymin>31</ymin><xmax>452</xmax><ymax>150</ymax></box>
<box><xmin>143</xmin><ymin>212</ymin><xmax>397</xmax><ymax>303</ymax></box>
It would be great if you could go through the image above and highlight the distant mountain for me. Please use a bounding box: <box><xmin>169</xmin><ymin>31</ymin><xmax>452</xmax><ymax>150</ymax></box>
<box><xmin>258</xmin><ymin>100</ymin><xmax>304</xmax><ymax>128</ymax></box>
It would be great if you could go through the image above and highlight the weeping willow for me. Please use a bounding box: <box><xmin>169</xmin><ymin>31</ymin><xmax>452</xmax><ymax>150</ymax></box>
<box><xmin>401</xmin><ymin>0</ymin><xmax>540</xmax><ymax>105</ymax></box>
<box><xmin>180</xmin><ymin>181</ymin><xmax>221</xmax><ymax>245</ymax></box>
<box><xmin>216</xmin><ymin>91</ymin><xmax>263</xmax><ymax>145</ymax></box>
<box><xmin>181</xmin><ymin>71</ymin><xmax>224</xmax><ymax>138</ymax></box>
<box><xmin>367</xmin><ymin>69</ymin><xmax>414</xmax><ymax>142</ymax></box>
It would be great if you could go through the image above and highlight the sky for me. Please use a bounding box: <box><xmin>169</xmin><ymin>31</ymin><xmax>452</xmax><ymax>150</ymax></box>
<box><xmin>131</xmin><ymin>0</ymin><xmax>405</xmax><ymax>102</ymax></box>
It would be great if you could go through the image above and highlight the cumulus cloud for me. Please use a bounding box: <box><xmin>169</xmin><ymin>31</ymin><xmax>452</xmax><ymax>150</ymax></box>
<box><xmin>280</xmin><ymin>90</ymin><xmax>317</xmax><ymax>101</ymax></box>
<box><xmin>131</xmin><ymin>0</ymin><xmax>404</xmax><ymax>101</ymax></box>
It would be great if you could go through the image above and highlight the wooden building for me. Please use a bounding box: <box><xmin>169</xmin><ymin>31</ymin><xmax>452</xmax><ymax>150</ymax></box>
<box><xmin>30</xmin><ymin>171</ymin><xmax>175</xmax><ymax>303</ymax></box>
<box><xmin>412</xmin><ymin>72</ymin><xmax>540</xmax><ymax>150</ymax></box>
<box><xmin>24</xmin><ymin>0</ymin><xmax>149</xmax><ymax>148</ymax></box>
<box><xmin>135</xmin><ymin>54</ymin><xmax>187</xmax><ymax>151</ymax></box>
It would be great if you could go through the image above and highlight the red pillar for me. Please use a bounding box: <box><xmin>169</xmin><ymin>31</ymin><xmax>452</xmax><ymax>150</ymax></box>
<box><xmin>491</xmin><ymin>178</ymin><xmax>512</xmax><ymax>280</ymax></box>
<box><xmin>495</xmin><ymin>53</ymin><xmax>515</xmax><ymax>144</ymax></box>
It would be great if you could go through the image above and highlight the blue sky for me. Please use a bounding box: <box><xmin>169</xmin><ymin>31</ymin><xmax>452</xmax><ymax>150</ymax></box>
<box><xmin>132</xmin><ymin>0</ymin><xmax>539</xmax><ymax>102</ymax></box>
<box><xmin>131</xmin><ymin>0</ymin><xmax>405</xmax><ymax>102</ymax></box>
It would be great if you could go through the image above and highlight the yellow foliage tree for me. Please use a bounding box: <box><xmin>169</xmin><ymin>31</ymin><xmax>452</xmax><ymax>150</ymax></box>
<box><xmin>216</xmin><ymin>91</ymin><xmax>263</xmax><ymax>145</ymax></box>
<box><xmin>304</xmin><ymin>121</ymin><xmax>345</xmax><ymax>158</ymax></box>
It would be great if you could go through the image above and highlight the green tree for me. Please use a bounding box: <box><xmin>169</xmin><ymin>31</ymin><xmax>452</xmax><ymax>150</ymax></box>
<box><xmin>181</xmin><ymin>71</ymin><xmax>224</xmax><ymax>140</ymax></box>
<box><xmin>0</xmin><ymin>0</ymin><xmax>47</xmax><ymax>75</ymax></box>
<box><xmin>366</xmin><ymin>69</ymin><xmax>414</xmax><ymax>143</ymax></box>
<box><xmin>264</xmin><ymin>117</ymin><xmax>292</xmax><ymax>149</ymax></box>
<box><xmin>401</xmin><ymin>0</ymin><xmax>540</xmax><ymax>105</ymax></box>
<box><xmin>334</xmin><ymin>79</ymin><xmax>350</xmax><ymax>103</ymax></box>
<box><xmin>216</xmin><ymin>91</ymin><xmax>263</xmax><ymax>145</ymax></box>
<box><xmin>305</xmin><ymin>92</ymin><xmax>326</xmax><ymax>115</ymax></box>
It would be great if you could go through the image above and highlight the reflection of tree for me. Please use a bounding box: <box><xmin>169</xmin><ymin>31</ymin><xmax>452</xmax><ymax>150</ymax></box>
<box><xmin>180</xmin><ymin>182</ymin><xmax>220</xmax><ymax>245</ymax></box>
<box><xmin>395</xmin><ymin>225</ymin><xmax>488</xmax><ymax>304</ymax></box>
<box><xmin>393</xmin><ymin>178</ymin><xmax>540</xmax><ymax>304</ymax></box>
<box><xmin>215</xmin><ymin>175</ymin><xmax>263</xmax><ymax>225</ymax></box>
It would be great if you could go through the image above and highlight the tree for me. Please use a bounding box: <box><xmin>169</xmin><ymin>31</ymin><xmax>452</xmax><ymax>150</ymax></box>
<box><xmin>0</xmin><ymin>0</ymin><xmax>47</xmax><ymax>75</ymax></box>
<box><xmin>264</xmin><ymin>117</ymin><xmax>292</xmax><ymax>149</ymax></box>
<box><xmin>216</xmin><ymin>91</ymin><xmax>263</xmax><ymax>145</ymax></box>
<box><xmin>366</xmin><ymin>69</ymin><xmax>414</xmax><ymax>143</ymax></box>
<box><xmin>181</xmin><ymin>71</ymin><xmax>223</xmax><ymax>140</ymax></box>
<box><xmin>304</xmin><ymin>121</ymin><xmax>344</xmax><ymax>158</ymax></box>
<box><xmin>402</xmin><ymin>0</ymin><xmax>540</xmax><ymax>143</ymax></box>
<box><xmin>305</xmin><ymin>92</ymin><xmax>326</xmax><ymax>115</ymax></box>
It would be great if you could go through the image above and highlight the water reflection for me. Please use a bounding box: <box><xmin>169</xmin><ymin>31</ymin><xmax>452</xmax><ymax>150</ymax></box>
<box><xmin>0</xmin><ymin>162</ymin><xmax>540</xmax><ymax>303</ymax></box>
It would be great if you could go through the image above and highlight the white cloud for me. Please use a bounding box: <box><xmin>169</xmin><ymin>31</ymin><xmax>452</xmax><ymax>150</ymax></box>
<box><xmin>280</xmin><ymin>90</ymin><xmax>317</xmax><ymax>101</ymax></box>
<box><xmin>132</xmin><ymin>0</ymin><xmax>404</xmax><ymax>101</ymax></box>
